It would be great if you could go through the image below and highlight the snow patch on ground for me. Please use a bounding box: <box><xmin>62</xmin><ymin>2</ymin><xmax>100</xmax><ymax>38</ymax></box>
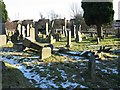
<box><xmin>57</xmin><ymin>68</ymin><xmax>67</xmax><ymax>80</ymax></box>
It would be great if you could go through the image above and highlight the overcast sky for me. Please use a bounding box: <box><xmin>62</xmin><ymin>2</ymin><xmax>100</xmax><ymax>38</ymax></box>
<box><xmin>4</xmin><ymin>0</ymin><xmax>120</xmax><ymax>21</ymax></box>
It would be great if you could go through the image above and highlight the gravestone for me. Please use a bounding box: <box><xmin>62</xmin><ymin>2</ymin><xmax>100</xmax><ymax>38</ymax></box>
<box><xmin>0</xmin><ymin>35</ymin><xmax>7</xmax><ymax>46</ymax></box>
<box><xmin>66</xmin><ymin>30</ymin><xmax>71</xmax><ymax>47</ymax></box>
<box><xmin>97</xmin><ymin>37</ymin><xmax>100</xmax><ymax>44</ymax></box>
<box><xmin>55</xmin><ymin>33</ymin><xmax>60</xmax><ymax>41</ymax></box>
<box><xmin>17</xmin><ymin>24</ymin><xmax>22</xmax><ymax>36</ymax></box>
<box><xmin>39</xmin><ymin>47</ymin><xmax>51</xmax><ymax>60</ymax></box>
<box><xmin>22</xmin><ymin>26</ymin><xmax>26</xmax><ymax>37</ymax></box>
<box><xmin>45</xmin><ymin>22</ymin><xmax>49</xmax><ymax>36</ymax></box>
<box><xmin>71</xmin><ymin>24</ymin><xmax>76</xmax><ymax>38</ymax></box>
<box><xmin>0</xmin><ymin>23</ymin><xmax>7</xmax><ymax>46</ymax></box>
<box><xmin>0</xmin><ymin>23</ymin><xmax>6</xmax><ymax>34</ymax></box>
<box><xmin>48</xmin><ymin>35</ymin><xmax>56</xmax><ymax>44</ymax></box>
<box><xmin>88</xmin><ymin>53</ymin><xmax>96</xmax><ymax>82</ymax></box>
<box><xmin>75</xmin><ymin>31</ymin><xmax>82</xmax><ymax>42</ymax></box>
<box><xmin>51</xmin><ymin>21</ymin><xmax>55</xmax><ymax>35</ymax></box>
<box><xmin>30</xmin><ymin>27</ymin><xmax>36</xmax><ymax>41</ymax></box>
<box><xmin>62</xmin><ymin>26</ymin><xmax>65</xmax><ymax>35</ymax></box>
<box><xmin>27</xmin><ymin>24</ymin><xmax>30</xmax><ymax>37</ymax></box>
<box><xmin>13</xmin><ymin>42</ymin><xmax>26</xmax><ymax>51</ymax></box>
<box><xmin>118</xmin><ymin>56</ymin><xmax>120</xmax><ymax>86</ymax></box>
<box><xmin>11</xmin><ymin>30</ymin><xmax>19</xmax><ymax>43</ymax></box>
<box><xmin>64</xmin><ymin>18</ymin><xmax>67</xmax><ymax>37</ymax></box>
<box><xmin>23</xmin><ymin>37</ymin><xmax>51</xmax><ymax>59</ymax></box>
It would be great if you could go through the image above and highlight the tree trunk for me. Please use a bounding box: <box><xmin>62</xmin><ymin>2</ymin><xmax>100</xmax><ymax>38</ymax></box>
<box><xmin>96</xmin><ymin>24</ymin><xmax>103</xmax><ymax>39</ymax></box>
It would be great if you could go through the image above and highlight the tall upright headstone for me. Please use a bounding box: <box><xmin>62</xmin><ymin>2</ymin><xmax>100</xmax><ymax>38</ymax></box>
<box><xmin>88</xmin><ymin>53</ymin><xmax>96</xmax><ymax>82</ymax></box>
<box><xmin>62</xmin><ymin>26</ymin><xmax>65</xmax><ymax>36</ymax></box>
<box><xmin>75</xmin><ymin>31</ymin><xmax>82</xmax><ymax>42</ymax></box>
<box><xmin>27</xmin><ymin>24</ymin><xmax>30</xmax><ymax>37</ymax></box>
<box><xmin>17</xmin><ymin>23</ymin><xmax>21</xmax><ymax>36</ymax></box>
<box><xmin>71</xmin><ymin>24</ymin><xmax>76</xmax><ymax>38</ymax></box>
<box><xmin>66</xmin><ymin>30</ymin><xmax>71</xmax><ymax>47</ymax></box>
<box><xmin>45</xmin><ymin>22</ymin><xmax>49</xmax><ymax>36</ymax></box>
<box><xmin>51</xmin><ymin>20</ymin><xmax>55</xmax><ymax>35</ymax></box>
<box><xmin>30</xmin><ymin>27</ymin><xmax>36</xmax><ymax>41</ymax></box>
<box><xmin>64</xmin><ymin>18</ymin><xmax>67</xmax><ymax>37</ymax></box>
<box><xmin>117</xmin><ymin>56</ymin><xmax>120</xmax><ymax>86</ymax></box>
<box><xmin>22</xmin><ymin>26</ymin><xmax>26</xmax><ymax>37</ymax></box>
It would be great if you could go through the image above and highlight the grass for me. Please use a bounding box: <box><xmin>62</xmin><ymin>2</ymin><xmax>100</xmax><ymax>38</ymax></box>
<box><xmin>2</xmin><ymin>62</ymin><xmax>34</xmax><ymax>88</ymax></box>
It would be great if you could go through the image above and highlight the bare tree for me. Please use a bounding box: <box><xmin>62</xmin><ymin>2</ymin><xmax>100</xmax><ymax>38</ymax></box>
<box><xmin>70</xmin><ymin>3</ymin><xmax>89</xmax><ymax>31</ymax></box>
<box><xmin>49</xmin><ymin>10</ymin><xmax>60</xmax><ymax>20</ymax></box>
<box><xmin>39</xmin><ymin>12</ymin><xmax>45</xmax><ymax>19</ymax></box>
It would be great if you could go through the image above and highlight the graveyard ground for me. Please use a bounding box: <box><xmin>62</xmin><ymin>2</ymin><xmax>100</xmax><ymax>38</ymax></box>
<box><xmin>1</xmin><ymin>35</ymin><xmax>120</xmax><ymax>89</ymax></box>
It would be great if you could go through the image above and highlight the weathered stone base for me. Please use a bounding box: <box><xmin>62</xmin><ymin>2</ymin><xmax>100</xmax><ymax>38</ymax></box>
<box><xmin>0</xmin><ymin>35</ymin><xmax>7</xmax><ymax>46</ymax></box>
<box><xmin>13</xmin><ymin>43</ymin><xmax>26</xmax><ymax>51</ymax></box>
<box><xmin>40</xmin><ymin>47</ymin><xmax>51</xmax><ymax>60</ymax></box>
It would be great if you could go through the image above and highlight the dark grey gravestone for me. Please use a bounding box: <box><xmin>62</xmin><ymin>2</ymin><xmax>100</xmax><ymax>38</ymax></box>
<box><xmin>71</xmin><ymin>25</ymin><xmax>76</xmax><ymax>38</ymax></box>
<box><xmin>88</xmin><ymin>53</ymin><xmax>96</xmax><ymax>82</ymax></box>
<box><xmin>118</xmin><ymin>56</ymin><xmax>120</xmax><ymax>86</ymax></box>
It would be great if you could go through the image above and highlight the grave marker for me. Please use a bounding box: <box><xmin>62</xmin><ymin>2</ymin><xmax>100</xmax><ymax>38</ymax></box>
<box><xmin>30</xmin><ymin>27</ymin><xmax>36</xmax><ymax>41</ymax></box>
<box><xmin>88</xmin><ymin>53</ymin><xmax>96</xmax><ymax>82</ymax></box>
<box><xmin>66</xmin><ymin>30</ymin><xmax>71</xmax><ymax>47</ymax></box>
<box><xmin>75</xmin><ymin>31</ymin><xmax>82</xmax><ymax>42</ymax></box>
<box><xmin>45</xmin><ymin>22</ymin><xmax>49</xmax><ymax>36</ymax></box>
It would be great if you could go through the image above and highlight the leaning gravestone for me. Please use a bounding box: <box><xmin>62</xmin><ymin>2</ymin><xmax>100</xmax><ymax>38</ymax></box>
<box><xmin>23</xmin><ymin>37</ymin><xmax>51</xmax><ymax>59</ymax></box>
<box><xmin>88</xmin><ymin>53</ymin><xmax>96</xmax><ymax>82</ymax></box>
<box><xmin>66</xmin><ymin>30</ymin><xmax>71</xmax><ymax>47</ymax></box>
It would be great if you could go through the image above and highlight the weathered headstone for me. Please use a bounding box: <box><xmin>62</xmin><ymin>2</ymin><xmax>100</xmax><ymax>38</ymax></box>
<box><xmin>30</xmin><ymin>27</ymin><xmax>36</xmax><ymax>41</ymax></box>
<box><xmin>0</xmin><ymin>23</ymin><xmax>6</xmax><ymax>34</ymax></box>
<box><xmin>0</xmin><ymin>35</ymin><xmax>7</xmax><ymax>46</ymax></box>
<box><xmin>45</xmin><ymin>22</ymin><xmax>49</xmax><ymax>36</ymax></box>
<box><xmin>66</xmin><ymin>30</ymin><xmax>71</xmax><ymax>47</ymax></box>
<box><xmin>0</xmin><ymin>22</ymin><xmax>7</xmax><ymax>46</ymax></box>
<box><xmin>17</xmin><ymin>23</ymin><xmax>22</xmax><ymax>36</ymax></box>
<box><xmin>51</xmin><ymin>21</ymin><xmax>55</xmax><ymax>35</ymax></box>
<box><xmin>23</xmin><ymin>38</ymin><xmax>51</xmax><ymax>59</ymax></box>
<box><xmin>88</xmin><ymin>53</ymin><xmax>96</xmax><ymax>82</ymax></box>
<box><xmin>0</xmin><ymin>59</ymin><xmax>2</xmax><ymax>90</ymax></box>
<box><xmin>63</xmin><ymin>18</ymin><xmax>67</xmax><ymax>37</ymax></box>
<box><xmin>13</xmin><ymin>43</ymin><xmax>26</xmax><ymax>51</ymax></box>
<box><xmin>118</xmin><ymin>56</ymin><xmax>120</xmax><ymax>86</ymax></box>
<box><xmin>75</xmin><ymin>31</ymin><xmax>82</xmax><ymax>42</ymax></box>
<box><xmin>11</xmin><ymin>30</ymin><xmax>19</xmax><ymax>43</ymax></box>
<box><xmin>39</xmin><ymin>47</ymin><xmax>51</xmax><ymax>60</ymax></box>
<box><xmin>71</xmin><ymin>25</ymin><xmax>76</xmax><ymax>38</ymax></box>
<box><xmin>27</xmin><ymin>24</ymin><xmax>30</xmax><ymax>37</ymax></box>
<box><xmin>97</xmin><ymin>37</ymin><xmax>100</xmax><ymax>44</ymax></box>
<box><xmin>22</xmin><ymin>26</ymin><xmax>26</xmax><ymax>37</ymax></box>
<box><xmin>48</xmin><ymin>35</ymin><xmax>56</xmax><ymax>44</ymax></box>
<box><xmin>62</xmin><ymin>26</ymin><xmax>65</xmax><ymax>35</ymax></box>
<box><xmin>55</xmin><ymin>33</ymin><xmax>60</xmax><ymax>41</ymax></box>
